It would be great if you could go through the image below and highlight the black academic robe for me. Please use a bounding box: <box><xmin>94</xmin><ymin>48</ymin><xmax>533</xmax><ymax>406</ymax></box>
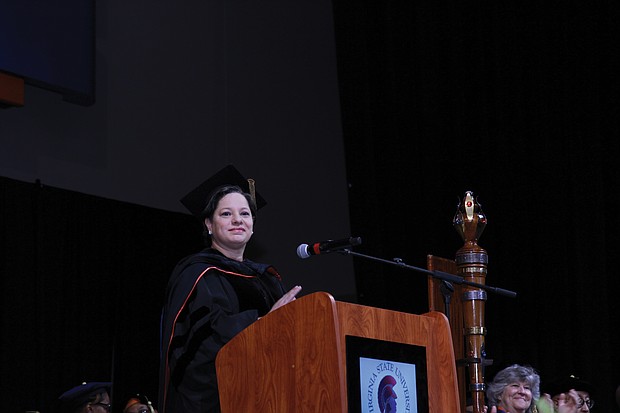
<box><xmin>158</xmin><ymin>248</ymin><xmax>287</xmax><ymax>413</ymax></box>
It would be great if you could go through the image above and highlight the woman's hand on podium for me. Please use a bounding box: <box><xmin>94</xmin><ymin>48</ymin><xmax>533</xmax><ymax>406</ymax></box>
<box><xmin>268</xmin><ymin>285</ymin><xmax>302</xmax><ymax>314</ymax></box>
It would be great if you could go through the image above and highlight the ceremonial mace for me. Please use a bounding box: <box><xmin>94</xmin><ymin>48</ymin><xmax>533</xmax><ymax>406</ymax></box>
<box><xmin>453</xmin><ymin>191</ymin><xmax>489</xmax><ymax>413</ymax></box>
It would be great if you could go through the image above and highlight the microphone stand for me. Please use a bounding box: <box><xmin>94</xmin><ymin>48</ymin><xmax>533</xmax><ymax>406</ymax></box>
<box><xmin>440</xmin><ymin>280</ymin><xmax>455</xmax><ymax>320</ymax></box>
<box><xmin>337</xmin><ymin>249</ymin><xmax>517</xmax><ymax>299</ymax></box>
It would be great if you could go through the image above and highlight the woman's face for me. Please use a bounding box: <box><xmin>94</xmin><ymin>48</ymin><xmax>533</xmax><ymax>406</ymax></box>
<box><xmin>205</xmin><ymin>192</ymin><xmax>254</xmax><ymax>251</ymax></box>
<box><xmin>500</xmin><ymin>381</ymin><xmax>532</xmax><ymax>413</ymax></box>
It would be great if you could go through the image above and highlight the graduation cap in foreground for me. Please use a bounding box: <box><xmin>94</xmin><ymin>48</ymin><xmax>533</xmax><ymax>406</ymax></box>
<box><xmin>543</xmin><ymin>374</ymin><xmax>597</xmax><ymax>398</ymax></box>
<box><xmin>180</xmin><ymin>164</ymin><xmax>267</xmax><ymax>218</ymax></box>
<box><xmin>57</xmin><ymin>381</ymin><xmax>111</xmax><ymax>413</ymax></box>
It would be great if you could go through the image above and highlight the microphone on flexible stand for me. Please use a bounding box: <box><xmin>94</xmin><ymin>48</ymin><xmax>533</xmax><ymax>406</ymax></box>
<box><xmin>296</xmin><ymin>237</ymin><xmax>362</xmax><ymax>259</ymax></box>
<box><xmin>296</xmin><ymin>236</ymin><xmax>517</xmax><ymax>299</ymax></box>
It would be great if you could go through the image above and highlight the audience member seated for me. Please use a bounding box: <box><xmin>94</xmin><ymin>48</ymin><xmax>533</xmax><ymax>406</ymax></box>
<box><xmin>123</xmin><ymin>394</ymin><xmax>158</xmax><ymax>413</ymax></box>
<box><xmin>486</xmin><ymin>364</ymin><xmax>540</xmax><ymax>413</ymax></box>
<box><xmin>56</xmin><ymin>382</ymin><xmax>112</xmax><ymax>413</ymax></box>
<box><xmin>540</xmin><ymin>374</ymin><xmax>596</xmax><ymax>413</ymax></box>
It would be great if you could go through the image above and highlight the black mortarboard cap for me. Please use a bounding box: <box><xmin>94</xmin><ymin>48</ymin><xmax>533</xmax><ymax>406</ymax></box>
<box><xmin>180</xmin><ymin>164</ymin><xmax>267</xmax><ymax>218</ymax></box>
<box><xmin>543</xmin><ymin>375</ymin><xmax>596</xmax><ymax>398</ymax></box>
<box><xmin>57</xmin><ymin>381</ymin><xmax>111</xmax><ymax>413</ymax></box>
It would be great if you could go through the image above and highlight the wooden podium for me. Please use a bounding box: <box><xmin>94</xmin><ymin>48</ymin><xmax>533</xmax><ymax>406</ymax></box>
<box><xmin>216</xmin><ymin>292</ymin><xmax>461</xmax><ymax>413</ymax></box>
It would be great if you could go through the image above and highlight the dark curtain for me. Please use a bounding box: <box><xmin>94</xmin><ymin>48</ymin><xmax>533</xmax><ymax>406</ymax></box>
<box><xmin>0</xmin><ymin>176</ymin><xmax>203</xmax><ymax>413</ymax></box>
<box><xmin>332</xmin><ymin>1</ymin><xmax>620</xmax><ymax>411</ymax></box>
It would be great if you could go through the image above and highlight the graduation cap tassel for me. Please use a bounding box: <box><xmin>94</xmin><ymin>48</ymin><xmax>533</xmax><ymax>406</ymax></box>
<box><xmin>247</xmin><ymin>178</ymin><xmax>257</xmax><ymax>206</ymax></box>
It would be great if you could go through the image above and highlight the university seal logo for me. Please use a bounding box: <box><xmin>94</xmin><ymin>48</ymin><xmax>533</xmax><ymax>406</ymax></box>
<box><xmin>360</xmin><ymin>358</ymin><xmax>417</xmax><ymax>413</ymax></box>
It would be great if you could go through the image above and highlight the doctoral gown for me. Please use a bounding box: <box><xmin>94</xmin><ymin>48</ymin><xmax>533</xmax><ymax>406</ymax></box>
<box><xmin>158</xmin><ymin>248</ymin><xmax>287</xmax><ymax>413</ymax></box>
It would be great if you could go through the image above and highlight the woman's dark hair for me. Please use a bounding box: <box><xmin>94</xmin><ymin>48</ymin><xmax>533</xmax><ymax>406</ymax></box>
<box><xmin>201</xmin><ymin>185</ymin><xmax>257</xmax><ymax>245</ymax></box>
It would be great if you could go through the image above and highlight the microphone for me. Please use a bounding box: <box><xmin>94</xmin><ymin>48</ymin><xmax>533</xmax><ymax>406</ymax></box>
<box><xmin>296</xmin><ymin>237</ymin><xmax>362</xmax><ymax>259</ymax></box>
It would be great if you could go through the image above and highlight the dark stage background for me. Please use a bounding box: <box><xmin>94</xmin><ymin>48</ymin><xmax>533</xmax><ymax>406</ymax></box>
<box><xmin>2</xmin><ymin>0</ymin><xmax>620</xmax><ymax>412</ymax></box>
<box><xmin>0</xmin><ymin>177</ymin><xmax>203</xmax><ymax>412</ymax></box>
<box><xmin>332</xmin><ymin>0</ymin><xmax>620</xmax><ymax>411</ymax></box>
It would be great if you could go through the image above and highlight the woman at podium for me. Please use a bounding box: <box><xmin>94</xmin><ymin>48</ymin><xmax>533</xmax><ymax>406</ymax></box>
<box><xmin>158</xmin><ymin>165</ymin><xmax>301</xmax><ymax>413</ymax></box>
